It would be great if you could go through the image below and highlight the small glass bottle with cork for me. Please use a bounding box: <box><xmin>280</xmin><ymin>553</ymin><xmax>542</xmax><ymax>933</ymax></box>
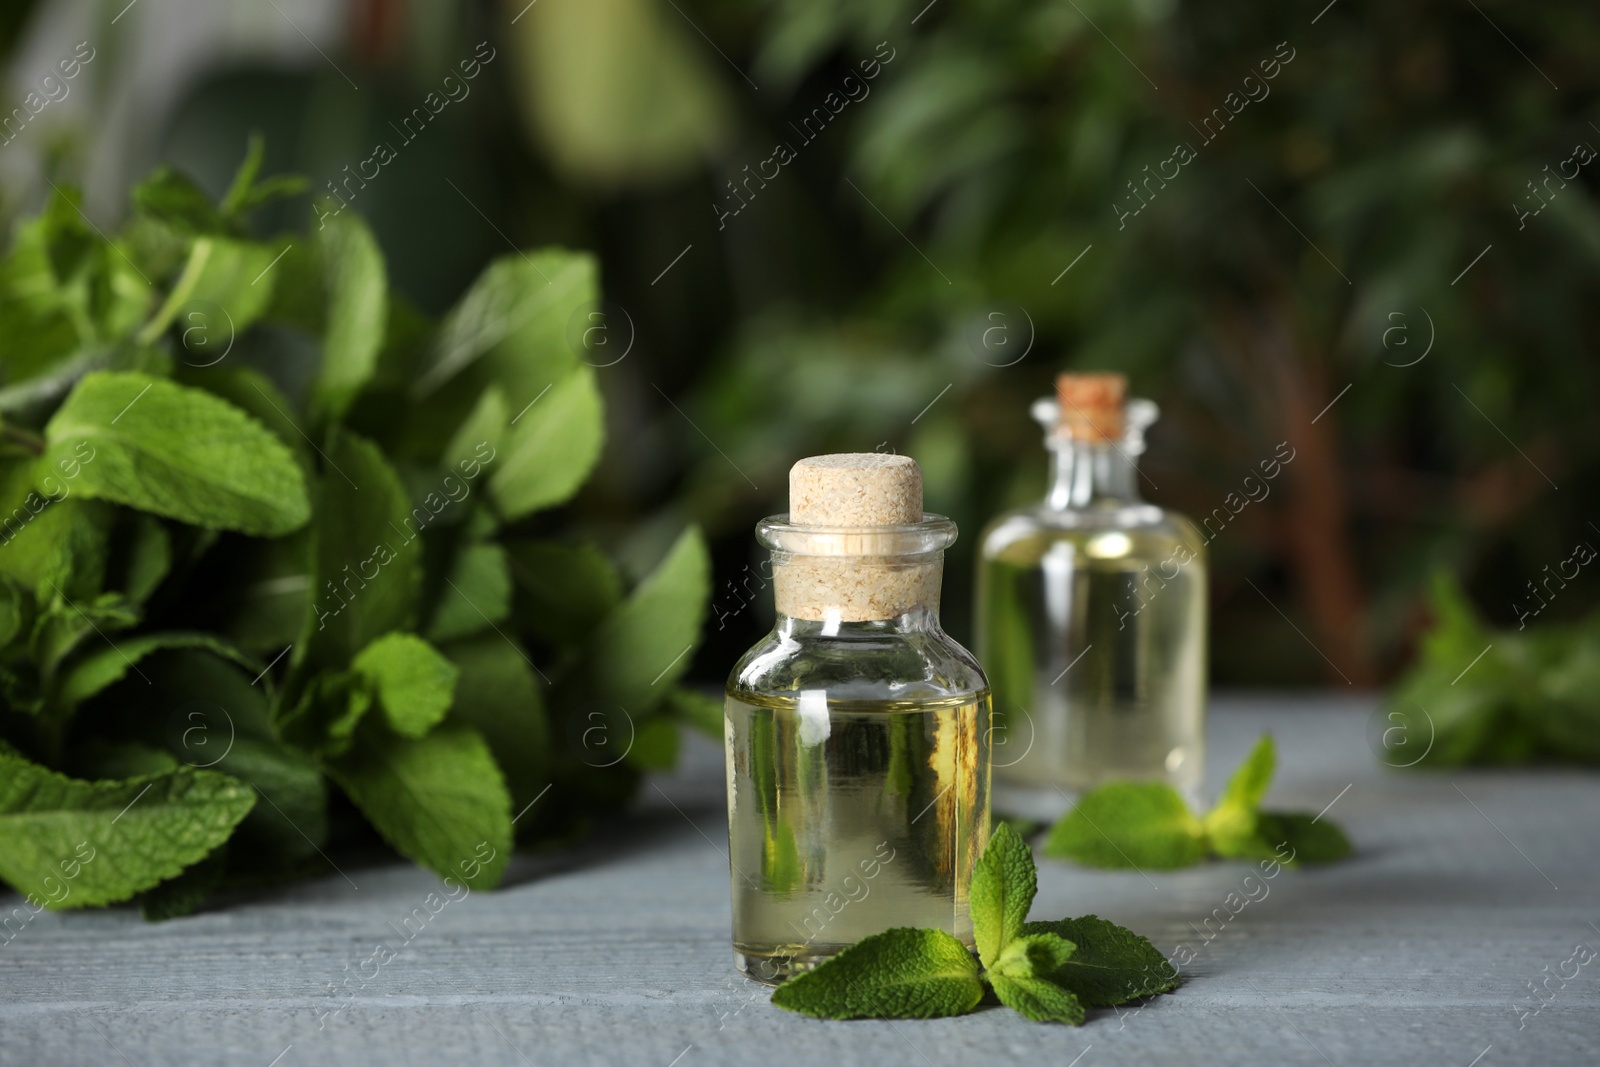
<box><xmin>724</xmin><ymin>453</ymin><xmax>992</xmax><ymax>984</ymax></box>
<box><xmin>975</xmin><ymin>373</ymin><xmax>1207</xmax><ymax>817</ymax></box>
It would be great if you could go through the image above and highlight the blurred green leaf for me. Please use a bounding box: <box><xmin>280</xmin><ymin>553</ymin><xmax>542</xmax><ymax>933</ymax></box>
<box><xmin>488</xmin><ymin>367</ymin><xmax>604</xmax><ymax>519</ymax></box>
<box><xmin>327</xmin><ymin>719</ymin><xmax>511</xmax><ymax>889</ymax></box>
<box><xmin>290</xmin><ymin>431</ymin><xmax>422</xmax><ymax>678</ymax></box>
<box><xmin>274</xmin><ymin>670</ymin><xmax>372</xmax><ymax>759</ymax></box>
<box><xmin>506</xmin><ymin>538</ymin><xmax>621</xmax><ymax>646</ymax></box>
<box><xmin>579</xmin><ymin>526</ymin><xmax>709</xmax><ymax>709</ymax></box>
<box><xmin>109</xmin><ymin>513</ymin><xmax>171</xmax><ymax>603</ymax></box>
<box><xmin>68</xmin><ymin>740</ymin><xmax>178</xmax><ymax>780</ymax></box>
<box><xmin>352</xmin><ymin>632</ymin><xmax>458</xmax><ymax>738</ymax></box>
<box><xmin>1386</xmin><ymin>572</ymin><xmax>1600</xmax><ymax>766</ymax></box>
<box><xmin>0</xmin><ymin>458</ymin><xmax>110</xmax><ymax>600</ymax></box>
<box><xmin>1044</xmin><ymin>781</ymin><xmax>1208</xmax><ymax>869</ymax></box>
<box><xmin>664</xmin><ymin>686</ymin><xmax>722</xmax><ymax>738</ymax></box>
<box><xmin>42</xmin><ymin>372</ymin><xmax>311</xmax><ymax>536</ymax></box>
<box><xmin>1202</xmin><ymin>734</ymin><xmax>1275</xmax><ymax>857</ymax></box>
<box><xmin>427</xmin><ymin>542</ymin><xmax>512</xmax><ymax>644</ymax></box>
<box><xmin>55</xmin><ymin>632</ymin><xmax>258</xmax><ymax>711</ymax></box>
<box><xmin>444</xmin><ymin>633</ymin><xmax>549</xmax><ymax>821</ymax></box>
<box><xmin>132</xmin><ymin>167</ymin><xmax>227</xmax><ymax>236</ymax></box>
<box><xmin>139</xmin><ymin>844</ymin><xmax>227</xmax><ymax>921</ymax></box>
<box><xmin>163</xmin><ymin>237</ymin><xmax>282</xmax><ymax>342</ymax></box>
<box><xmin>311</xmin><ymin>211</ymin><xmax>387</xmax><ymax>424</ymax></box>
<box><xmin>220</xmin><ymin>134</ymin><xmax>310</xmax><ymax>220</ymax></box>
<box><xmin>510</xmin><ymin>0</ymin><xmax>730</xmax><ymax>185</ymax></box>
<box><xmin>416</xmin><ymin>252</ymin><xmax>593</xmax><ymax>400</ymax></box>
<box><xmin>1255</xmin><ymin>812</ymin><xmax>1353</xmax><ymax>866</ymax></box>
<box><xmin>623</xmin><ymin>716</ymin><xmax>679</xmax><ymax>771</ymax></box>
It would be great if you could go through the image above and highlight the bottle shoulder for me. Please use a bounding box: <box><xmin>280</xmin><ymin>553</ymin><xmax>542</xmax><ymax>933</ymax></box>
<box><xmin>980</xmin><ymin>502</ymin><xmax>1207</xmax><ymax>561</ymax></box>
<box><xmin>728</xmin><ymin>626</ymin><xmax>989</xmax><ymax>703</ymax></box>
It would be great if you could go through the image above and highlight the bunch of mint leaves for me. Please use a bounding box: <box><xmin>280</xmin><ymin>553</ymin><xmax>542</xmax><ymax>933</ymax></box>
<box><xmin>0</xmin><ymin>141</ymin><xmax>712</xmax><ymax>918</ymax></box>
<box><xmin>1384</xmin><ymin>571</ymin><xmax>1600</xmax><ymax>766</ymax></box>
<box><xmin>1042</xmin><ymin>735</ymin><xmax>1351</xmax><ymax>869</ymax></box>
<box><xmin>771</xmin><ymin>824</ymin><xmax>1180</xmax><ymax>1022</ymax></box>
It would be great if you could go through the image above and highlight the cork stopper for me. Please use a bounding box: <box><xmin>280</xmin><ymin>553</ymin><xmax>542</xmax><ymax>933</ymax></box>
<box><xmin>772</xmin><ymin>454</ymin><xmax>944</xmax><ymax>622</ymax></box>
<box><xmin>1056</xmin><ymin>372</ymin><xmax>1126</xmax><ymax>442</ymax></box>
<box><xmin>789</xmin><ymin>453</ymin><xmax>922</xmax><ymax>526</ymax></box>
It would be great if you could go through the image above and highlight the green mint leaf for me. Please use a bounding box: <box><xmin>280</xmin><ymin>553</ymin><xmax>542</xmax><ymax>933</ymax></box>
<box><xmin>0</xmin><ymin>751</ymin><xmax>255</xmax><ymax>907</ymax></box>
<box><xmin>274</xmin><ymin>670</ymin><xmax>372</xmax><ymax>758</ymax></box>
<box><xmin>110</xmin><ymin>513</ymin><xmax>171</xmax><ymax>603</ymax></box>
<box><xmin>149</xmin><ymin>647</ymin><xmax>330</xmax><ymax>873</ymax></box>
<box><xmin>291</xmin><ymin>431</ymin><xmax>422</xmax><ymax>677</ymax></box>
<box><xmin>989</xmin><ymin>973</ymin><xmax>1086</xmax><ymax>1025</ymax></box>
<box><xmin>1044</xmin><ymin>781</ymin><xmax>1207</xmax><ymax>869</ymax></box>
<box><xmin>259</xmin><ymin>237</ymin><xmax>323</xmax><ymax>333</ymax></box>
<box><xmin>579</xmin><ymin>526</ymin><xmax>708</xmax><ymax>709</ymax></box>
<box><xmin>139</xmin><ymin>843</ymin><xmax>227</xmax><ymax>921</ymax></box>
<box><xmin>1203</xmin><ymin>733</ymin><xmax>1275</xmax><ymax>857</ymax></box>
<box><xmin>208</xmin><ymin>735</ymin><xmax>328</xmax><ymax>872</ymax></box>
<box><xmin>0</xmin><ymin>574</ymin><xmax>24</xmax><ymax>651</ymax></box>
<box><xmin>0</xmin><ymin>459</ymin><xmax>111</xmax><ymax>600</ymax></box>
<box><xmin>132</xmin><ymin>167</ymin><xmax>226</xmax><ymax>235</ymax></box>
<box><xmin>209</xmin><ymin>533</ymin><xmax>312</xmax><ymax>655</ymax></box>
<box><xmin>770</xmin><ymin>928</ymin><xmax>985</xmax><ymax>1020</ymax></box>
<box><xmin>442</xmin><ymin>385</ymin><xmax>509</xmax><ymax>474</ymax></box>
<box><xmin>42</xmin><ymin>372</ymin><xmax>311</xmax><ymax>537</ymax></box>
<box><xmin>664</xmin><ymin>687</ymin><xmax>722</xmax><ymax>738</ymax></box>
<box><xmin>326</xmin><ymin>719</ymin><xmax>512</xmax><ymax>889</ymax></box>
<box><xmin>969</xmin><ymin>821</ymin><xmax>1038</xmax><ymax>970</ymax></box>
<box><xmin>1255</xmin><ymin>811</ymin><xmax>1353</xmax><ymax>866</ymax></box>
<box><xmin>0</xmin><ymin>195</ymin><xmax>83</xmax><ymax>376</ymax></box>
<box><xmin>170</xmin><ymin>237</ymin><xmax>282</xmax><ymax>340</ymax></box>
<box><xmin>1384</xmin><ymin>571</ymin><xmax>1548</xmax><ymax>767</ymax></box>
<box><xmin>991</xmin><ymin>931</ymin><xmax>1076</xmax><ymax>980</ymax></box>
<box><xmin>177</xmin><ymin>365</ymin><xmax>314</xmax><ymax>474</ymax></box>
<box><xmin>352</xmin><ymin>632</ymin><xmax>458</xmax><ymax>738</ymax></box>
<box><xmin>1215</xmin><ymin>733</ymin><xmax>1276</xmax><ymax>812</ymax></box>
<box><xmin>1021</xmin><ymin>915</ymin><xmax>1181</xmax><ymax>1006</ymax></box>
<box><xmin>427</xmin><ymin>543</ymin><xmax>512</xmax><ymax>643</ymax></box>
<box><xmin>623</xmin><ymin>716</ymin><xmax>679</xmax><ymax>771</ymax></box>
<box><xmin>55</xmin><ymin>632</ymin><xmax>259</xmax><ymax>710</ymax></box>
<box><xmin>443</xmin><ymin>635</ymin><xmax>549</xmax><ymax>824</ymax></box>
<box><xmin>219</xmin><ymin>135</ymin><xmax>308</xmax><ymax>219</ymax></box>
<box><xmin>219</xmin><ymin>134</ymin><xmax>266</xmax><ymax>217</ymax></box>
<box><xmin>415</xmin><ymin>253</ymin><xmax>595</xmax><ymax>399</ymax></box>
<box><xmin>68</xmin><ymin>741</ymin><xmax>178</xmax><ymax>780</ymax></box>
<box><xmin>32</xmin><ymin>592</ymin><xmax>142</xmax><ymax>680</ymax></box>
<box><xmin>505</xmin><ymin>538</ymin><xmax>621</xmax><ymax>645</ymax></box>
<box><xmin>310</xmin><ymin>211</ymin><xmax>386</xmax><ymax>423</ymax></box>
<box><xmin>488</xmin><ymin>367</ymin><xmax>604</xmax><ymax>520</ymax></box>
<box><xmin>229</xmin><ymin>174</ymin><xmax>308</xmax><ymax>218</ymax></box>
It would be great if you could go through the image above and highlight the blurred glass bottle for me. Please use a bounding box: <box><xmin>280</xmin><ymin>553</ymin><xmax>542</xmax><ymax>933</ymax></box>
<box><xmin>975</xmin><ymin>373</ymin><xmax>1206</xmax><ymax>816</ymax></box>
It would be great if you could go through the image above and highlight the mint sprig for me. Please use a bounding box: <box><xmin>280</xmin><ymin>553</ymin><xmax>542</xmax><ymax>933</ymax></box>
<box><xmin>1044</xmin><ymin>735</ymin><xmax>1353</xmax><ymax>869</ymax></box>
<box><xmin>0</xmin><ymin>143</ymin><xmax>715</xmax><ymax>916</ymax></box>
<box><xmin>770</xmin><ymin>927</ymin><xmax>985</xmax><ymax>1019</ymax></box>
<box><xmin>770</xmin><ymin>823</ymin><xmax>1180</xmax><ymax>1023</ymax></box>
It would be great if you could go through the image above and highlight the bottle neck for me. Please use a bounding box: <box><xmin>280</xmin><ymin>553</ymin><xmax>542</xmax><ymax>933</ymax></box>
<box><xmin>1045</xmin><ymin>438</ymin><xmax>1141</xmax><ymax>509</ymax></box>
<box><xmin>773</xmin><ymin>604</ymin><xmax>942</xmax><ymax>638</ymax></box>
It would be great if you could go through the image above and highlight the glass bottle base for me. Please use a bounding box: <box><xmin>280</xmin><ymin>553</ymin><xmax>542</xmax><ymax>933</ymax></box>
<box><xmin>733</xmin><ymin>947</ymin><xmax>831</xmax><ymax>986</ymax></box>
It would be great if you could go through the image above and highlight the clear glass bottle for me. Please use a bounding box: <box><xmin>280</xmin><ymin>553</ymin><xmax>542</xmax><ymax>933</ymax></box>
<box><xmin>976</xmin><ymin>375</ymin><xmax>1206</xmax><ymax>818</ymax></box>
<box><xmin>725</xmin><ymin>455</ymin><xmax>991</xmax><ymax>984</ymax></box>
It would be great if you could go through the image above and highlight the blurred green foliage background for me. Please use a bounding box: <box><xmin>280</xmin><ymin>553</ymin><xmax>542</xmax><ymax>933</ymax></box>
<box><xmin>2</xmin><ymin>0</ymin><xmax>1595</xmax><ymax>689</ymax></box>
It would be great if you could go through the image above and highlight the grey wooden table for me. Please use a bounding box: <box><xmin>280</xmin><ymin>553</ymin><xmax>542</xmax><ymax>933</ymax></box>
<box><xmin>3</xmin><ymin>695</ymin><xmax>1596</xmax><ymax>1066</ymax></box>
